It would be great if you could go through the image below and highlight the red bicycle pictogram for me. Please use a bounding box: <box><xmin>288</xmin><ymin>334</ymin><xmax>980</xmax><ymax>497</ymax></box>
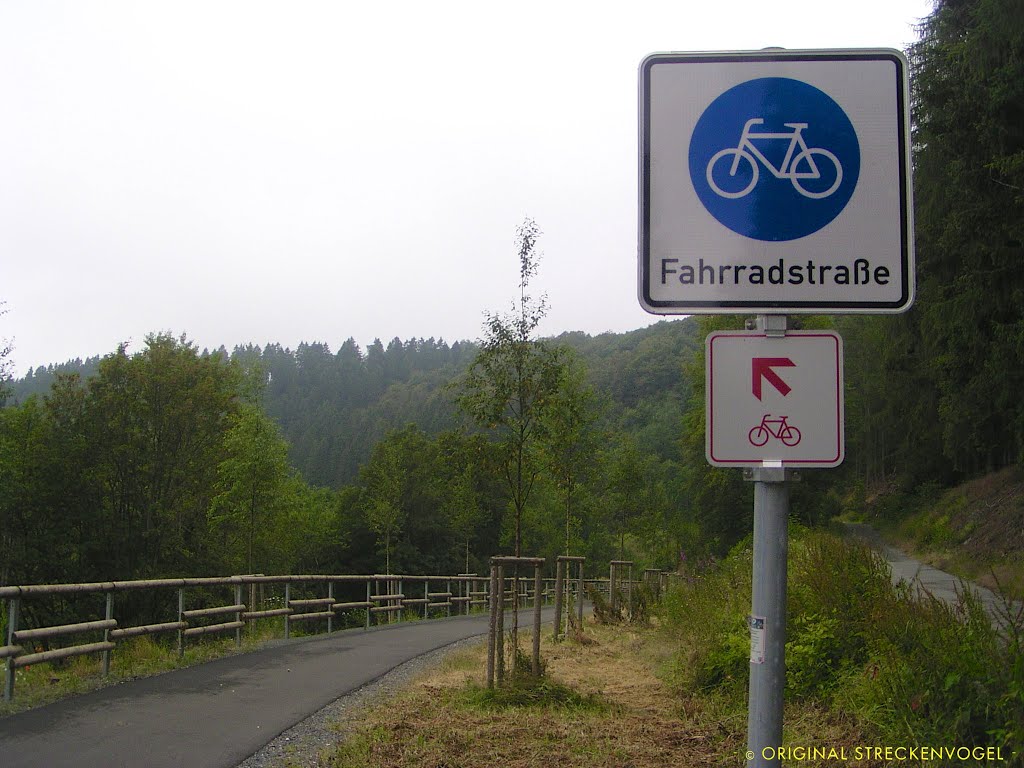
<box><xmin>748</xmin><ymin>414</ymin><xmax>802</xmax><ymax>447</ymax></box>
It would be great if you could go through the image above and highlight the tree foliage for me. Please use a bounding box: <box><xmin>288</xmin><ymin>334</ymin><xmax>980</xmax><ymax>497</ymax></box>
<box><xmin>457</xmin><ymin>218</ymin><xmax>565</xmax><ymax>557</ymax></box>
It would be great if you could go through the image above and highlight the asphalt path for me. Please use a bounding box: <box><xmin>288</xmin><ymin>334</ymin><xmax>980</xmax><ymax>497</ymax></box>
<box><xmin>0</xmin><ymin>607</ymin><xmax>554</xmax><ymax>768</ymax></box>
<box><xmin>842</xmin><ymin>522</ymin><xmax>1018</xmax><ymax>625</ymax></box>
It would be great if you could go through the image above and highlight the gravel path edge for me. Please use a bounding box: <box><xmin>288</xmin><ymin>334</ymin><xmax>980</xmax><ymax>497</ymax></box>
<box><xmin>235</xmin><ymin>633</ymin><xmax>488</xmax><ymax>768</ymax></box>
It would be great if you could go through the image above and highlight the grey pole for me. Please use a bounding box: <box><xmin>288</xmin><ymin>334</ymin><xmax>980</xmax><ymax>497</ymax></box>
<box><xmin>746</xmin><ymin>469</ymin><xmax>790</xmax><ymax>767</ymax></box>
<box><xmin>327</xmin><ymin>582</ymin><xmax>334</xmax><ymax>634</ymax></box>
<box><xmin>365</xmin><ymin>581</ymin><xmax>372</xmax><ymax>630</ymax></box>
<box><xmin>5</xmin><ymin>597</ymin><xmax>19</xmax><ymax>701</ymax></box>
<box><xmin>103</xmin><ymin>592</ymin><xmax>114</xmax><ymax>676</ymax></box>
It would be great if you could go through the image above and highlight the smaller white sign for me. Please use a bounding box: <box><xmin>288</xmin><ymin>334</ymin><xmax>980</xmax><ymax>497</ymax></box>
<box><xmin>750</xmin><ymin>615</ymin><xmax>766</xmax><ymax>665</ymax></box>
<box><xmin>706</xmin><ymin>330</ymin><xmax>844</xmax><ymax>468</ymax></box>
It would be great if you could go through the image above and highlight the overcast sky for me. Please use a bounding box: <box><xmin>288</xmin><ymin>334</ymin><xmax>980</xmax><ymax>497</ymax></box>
<box><xmin>1</xmin><ymin>0</ymin><xmax>932</xmax><ymax>374</ymax></box>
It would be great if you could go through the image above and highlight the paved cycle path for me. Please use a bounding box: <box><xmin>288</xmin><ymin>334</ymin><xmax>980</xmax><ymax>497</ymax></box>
<box><xmin>842</xmin><ymin>522</ymin><xmax>1018</xmax><ymax>625</ymax></box>
<box><xmin>0</xmin><ymin>608</ymin><xmax>553</xmax><ymax>768</ymax></box>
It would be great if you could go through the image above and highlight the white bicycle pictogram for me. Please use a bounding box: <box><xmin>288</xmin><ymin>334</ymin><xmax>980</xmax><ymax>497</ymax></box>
<box><xmin>706</xmin><ymin>118</ymin><xmax>844</xmax><ymax>200</ymax></box>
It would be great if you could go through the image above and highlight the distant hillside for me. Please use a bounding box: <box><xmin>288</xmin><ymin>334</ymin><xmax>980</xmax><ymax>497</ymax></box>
<box><xmin>5</xmin><ymin>319</ymin><xmax>700</xmax><ymax>487</ymax></box>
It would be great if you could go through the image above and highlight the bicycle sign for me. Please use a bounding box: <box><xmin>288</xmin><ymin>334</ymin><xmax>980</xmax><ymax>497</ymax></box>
<box><xmin>705</xmin><ymin>330</ymin><xmax>843</xmax><ymax>468</ymax></box>
<box><xmin>748</xmin><ymin>415</ymin><xmax>802</xmax><ymax>447</ymax></box>
<box><xmin>638</xmin><ymin>49</ymin><xmax>914</xmax><ymax>315</ymax></box>
<box><xmin>707</xmin><ymin>118</ymin><xmax>843</xmax><ymax>200</ymax></box>
<box><xmin>690</xmin><ymin>77</ymin><xmax>859</xmax><ymax>242</ymax></box>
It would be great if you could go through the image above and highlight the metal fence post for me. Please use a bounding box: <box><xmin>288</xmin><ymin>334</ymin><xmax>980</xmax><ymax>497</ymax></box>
<box><xmin>609</xmin><ymin>562</ymin><xmax>615</xmax><ymax>611</ymax></box>
<box><xmin>284</xmin><ymin>583</ymin><xmax>291</xmax><ymax>640</ymax></box>
<box><xmin>177</xmin><ymin>588</ymin><xmax>185</xmax><ymax>658</ymax></box>
<box><xmin>424</xmin><ymin>578</ymin><xmax>430</xmax><ymax>620</ymax></box>
<box><xmin>5</xmin><ymin>597</ymin><xmax>19</xmax><ymax>702</ymax></box>
<box><xmin>327</xmin><ymin>582</ymin><xmax>334</xmax><ymax>634</ymax></box>
<box><xmin>234</xmin><ymin>584</ymin><xmax>243</xmax><ymax>649</ymax></box>
<box><xmin>103</xmin><ymin>592</ymin><xmax>114</xmax><ymax>676</ymax></box>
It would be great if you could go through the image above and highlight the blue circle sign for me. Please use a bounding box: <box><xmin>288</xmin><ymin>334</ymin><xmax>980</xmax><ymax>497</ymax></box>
<box><xmin>688</xmin><ymin>78</ymin><xmax>860</xmax><ymax>242</ymax></box>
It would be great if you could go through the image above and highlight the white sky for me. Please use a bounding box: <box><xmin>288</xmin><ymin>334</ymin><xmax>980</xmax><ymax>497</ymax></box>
<box><xmin>0</xmin><ymin>0</ymin><xmax>932</xmax><ymax>374</ymax></box>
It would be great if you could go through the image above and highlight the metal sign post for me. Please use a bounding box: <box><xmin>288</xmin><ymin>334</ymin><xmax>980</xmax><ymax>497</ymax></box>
<box><xmin>743</xmin><ymin>314</ymin><xmax>792</xmax><ymax>768</ymax></box>
<box><xmin>747</xmin><ymin>464</ymin><xmax>790</xmax><ymax>766</ymax></box>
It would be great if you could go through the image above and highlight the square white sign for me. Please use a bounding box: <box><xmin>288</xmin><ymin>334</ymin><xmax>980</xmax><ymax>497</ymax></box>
<box><xmin>640</xmin><ymin>50</ymin><xmax>913</xmax><ymax>314</ymax></box>
<box><xmin>706</xmin><ymin>330</ymin><xmax>844</xmax><ymax>468</ymax></box>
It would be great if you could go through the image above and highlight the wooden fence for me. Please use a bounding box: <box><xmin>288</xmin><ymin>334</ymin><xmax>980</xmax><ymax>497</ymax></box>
<box><xmin>0</xmin><ymin>568</ymin><xmax>644</xmax><ymax>703</ymax></box>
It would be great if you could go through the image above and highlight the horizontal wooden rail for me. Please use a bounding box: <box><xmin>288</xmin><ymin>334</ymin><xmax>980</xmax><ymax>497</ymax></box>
<box><xmin>427</xmin><ymin>602</ymin><xmax>453</xmax><ymax>609</ymax></box>
<box><xmin>401</xmin><ymin>598</ymin><xmax>430</xmax><ymax>605</ymax></box>
<box><xmin>13</xmin><ymin>642</ymin><xmax>116</xmax><ymax>668</ymax></box>
<box><xmin>288</xmin><ymin>598</ymin><xmax>334</xmax><ymax>608</ymax></box>
<box><xmin>14</xmin><ymin>619</ymin><xmax>117</xmax><ymax>642</ymax></box>
<box><xmin>331</xmin><ymin>601</ymin><xmax>372</xmax><ymax>611</ymax></box>
<box><xmin>182</xmin><ymin>621</ymin><xmax>244</xmax><ymax>638</ymax></box>
<box><xmin>242</xmin><ymin>608</ymin><xmax>292</xmax><ymax>620</ymax></box>
<box><xmin>109</xmin><ymin>621</ymin><xmax>186</xmax><ymax>640</ymax></box>
<box><xmin>369</xmin><ymin>593</ymin><xmax>404</xmax><ymax>601</ymax></box>
<box><xmin>182</xmin><ymin>604</ymin><xmax>245</xmax><ymax>620</ymax></box>
<box><xmin>0</xmin><ymin>645</ymin><xmax>23</xmax><ymax>660</ymax></box>
<box><xmin>369</xmin><ymin>605</ymin><xmax>404</xmax><ymax>614</ymax></box>
<box><xmin>427</xmin><ymin>592</ymin><xmax>452</xmax><ymax>599</ymax></box>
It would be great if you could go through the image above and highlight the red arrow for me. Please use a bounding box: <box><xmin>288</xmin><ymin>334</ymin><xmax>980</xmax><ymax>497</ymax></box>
<box><xmin>752</xmin><ymin>357</ymin><xmax>795</xmax><ymax>400</ymax></box>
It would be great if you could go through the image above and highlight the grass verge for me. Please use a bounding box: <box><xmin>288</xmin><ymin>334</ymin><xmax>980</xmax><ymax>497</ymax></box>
<box><xmin>314</xmin><ymin>531</ymin><xmax>1023</xmax><ymax>768</ymax></box>
<box><xmin>322</xmin><ymin>623</ymin><xmax>737</xmax><ymax>768</ymax></box>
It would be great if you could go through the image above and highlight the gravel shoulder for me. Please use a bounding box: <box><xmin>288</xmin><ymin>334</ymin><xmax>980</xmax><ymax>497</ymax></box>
<box><xmin>236</xmin><ymin>635</ymin><xmax>486</xmax><ymax>768</ymax></box>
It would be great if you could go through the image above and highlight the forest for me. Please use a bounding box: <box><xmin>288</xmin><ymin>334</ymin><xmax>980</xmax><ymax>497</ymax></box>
<box><xmin>1</xmin><ymin>0</ymin><xmax>1021</xmax><ymax>591</ymax></box>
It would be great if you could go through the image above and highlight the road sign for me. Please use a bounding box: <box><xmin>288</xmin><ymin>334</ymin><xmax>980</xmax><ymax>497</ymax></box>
<box><xmin>639</xmin><ymin>49</ymin><xmax>913</xmax><ymax>314</ymax></box>
<box><xmin>705</xmin><ymin>330</ymin><xmax>844</xmax><ymax>467</ymax></box>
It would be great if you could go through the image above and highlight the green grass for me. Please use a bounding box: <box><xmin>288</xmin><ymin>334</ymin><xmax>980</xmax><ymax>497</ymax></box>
<box><xmin>659</xmin><ymin>529</ymin><xmax>1024</xmax><ymax>766</ymax></box>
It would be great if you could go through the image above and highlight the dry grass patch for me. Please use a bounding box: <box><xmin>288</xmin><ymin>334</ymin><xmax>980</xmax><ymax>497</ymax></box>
<box><xmin>320</xmin><ymin>623</ymin><xmax>743</xmax><ymax>768</ymax></box>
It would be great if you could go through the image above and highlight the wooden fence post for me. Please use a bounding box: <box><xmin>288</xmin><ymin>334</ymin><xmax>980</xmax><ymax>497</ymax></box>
<box><xmin>532</xmin><ymin>564</ymin><xmax>542</xmax><ymax>676</ymax></box>
<box><xmin>496</xmin><ymin>564</ymin><xmax>505</xmax><ymax>686</ymax></box>
<box><xmin>487</xmin><ymin>564</ymin><xmax>498</xmax><ymax>689</ymax></box>
<box><xmin>553</xmin><ymin>559</ymin><xmax>565</xmax><ymax>641</ymax></box>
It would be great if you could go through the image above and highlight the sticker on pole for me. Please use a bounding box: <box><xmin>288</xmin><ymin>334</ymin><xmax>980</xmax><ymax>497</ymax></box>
<box><xmin>689</xmin><ymin>78</ymin><xmax>860</xmax><ymax>242</ymax></box>
<box><xmin>750</xmin><ymin>615</ymin><xmax>766</xmax><ymax>664</ymax></box>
